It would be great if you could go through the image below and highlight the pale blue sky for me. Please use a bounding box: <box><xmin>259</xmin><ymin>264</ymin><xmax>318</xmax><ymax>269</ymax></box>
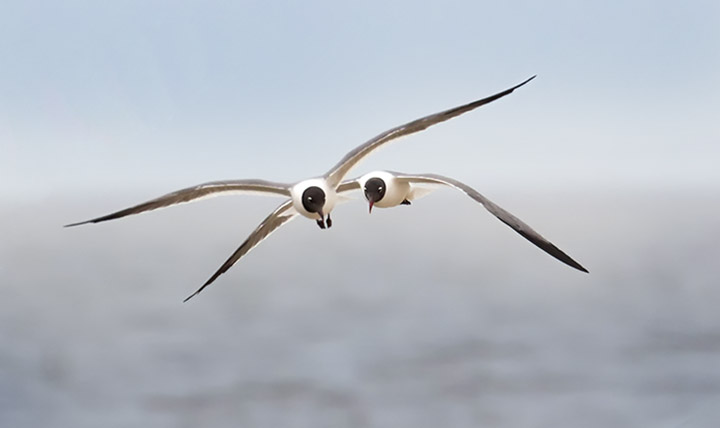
<box><xmin>1</xmin><ymin>0</ymin><xmax>718</xmax><ymax>199</ymax></box>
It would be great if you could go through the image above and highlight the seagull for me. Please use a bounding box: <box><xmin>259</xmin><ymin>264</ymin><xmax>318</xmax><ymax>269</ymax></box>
<box><xmin>339</xmin><ymin>170</ymin><xmax>588</xmax><ymax>273</ymax></box>
<box><xmin>65</xmin><ymin>76</ymin><xmax>536</xmax><ymax>301</ymax></box>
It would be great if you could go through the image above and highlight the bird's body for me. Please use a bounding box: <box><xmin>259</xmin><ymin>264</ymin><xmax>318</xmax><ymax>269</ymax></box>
<box><xmin>357</xmin><ymin>171</ymin><xmax>412</xmax><ymax>209</ymax></box>
<box><xmin>290</xmin><ymin>178</ymin><xmax>337</xmax><ymax>221</ymax></box>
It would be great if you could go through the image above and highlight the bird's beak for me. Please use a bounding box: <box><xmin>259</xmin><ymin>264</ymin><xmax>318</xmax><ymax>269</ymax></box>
<box><xmin>318</xmin><ymin>210</ymin><xmax>325</xmax><ymax>222</ymax></box>
<box><xmin>368</xmin><ymin>200</ymin><xmax>374</xmax><ymax>214</ymax></box>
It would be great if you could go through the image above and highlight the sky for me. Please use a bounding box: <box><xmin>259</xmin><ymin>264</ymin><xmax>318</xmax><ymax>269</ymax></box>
<box><xmin>1</xmin><ymin>0</ymin><xmax>718</xmax><ymax>200</ymax></box>
<box><xmin>1</xmin><ymin>3</ymin><xmax>720</xmax><ymax>425</ymax></box>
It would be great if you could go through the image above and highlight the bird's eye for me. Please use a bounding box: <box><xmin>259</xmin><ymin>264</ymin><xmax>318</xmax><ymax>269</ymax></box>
<box><xmin>378</xmin><ymin>187</ymin><xmax>383</xmax><ymax>191</ymax></box>
<box><xmin>307</xmin><ymin>196</ymin><xmax>313</xmax><ymax>201</ymax></box>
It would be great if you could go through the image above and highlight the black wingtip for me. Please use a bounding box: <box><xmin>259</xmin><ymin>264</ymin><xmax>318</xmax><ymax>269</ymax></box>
<box><xmin>182</xmin><ymin>289</ymin><xmax>201</xmax><ymax>303</ymax></box>
<box><xmin>514</xmin><ymin>75</ymin><xmax>537</xmax><ymax>90</ymax></box>
<box><xmin>558</xmin><ymin>254</ymin><xmax>588</xmax><ymax>274</ymax></box>
<box><xmin>559</xmin><ymin>250</ymin><xmax>588</xmax><ymax>274</ymax></box>
<box><xmin>182</xmin><ymin>278</ymin><xmax>213</xmax><ymax>303</ymax></box>
<box><xmin>63</xmin><ymin>220</ymin><xmax>92</xmax><ymax>228</ymax></box>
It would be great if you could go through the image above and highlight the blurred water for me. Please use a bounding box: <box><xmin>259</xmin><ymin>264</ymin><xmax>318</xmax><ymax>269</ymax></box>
<box><xmin>1</xmin><ymin>189</ymin><xmax>719</xmax><ymax>427</ymax></box>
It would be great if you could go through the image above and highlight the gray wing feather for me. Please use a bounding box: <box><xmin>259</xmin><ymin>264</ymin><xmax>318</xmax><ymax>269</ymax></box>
<box><xmin>336</xmin><ymin>179</ymin><xmax>361</xmax><ymax>193</ymax></box>
<box><xmin>324</xmin><ymin>76</ymin><xmax>536</xmax><ymax>188</ymax></box>
<box><xmin>395</xmin><ymin>172</ymin><xmax>588</xmax><ymax>273</ymax></box>
<box><xmin>184</xmin><ymin>199</ymin><xmax>298</xmax><ymax>302</ymax></box>
<box><xmin>64</xmin><ymin>179</ymin><xmax>292</xmax><ymax>227</ymax></box>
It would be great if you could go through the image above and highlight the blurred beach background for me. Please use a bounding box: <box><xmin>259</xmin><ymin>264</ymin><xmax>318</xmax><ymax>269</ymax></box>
<box><xmin>1</xmin><ymin>1</ymin><xmax>719</xmax><ymax>427</ymax></box>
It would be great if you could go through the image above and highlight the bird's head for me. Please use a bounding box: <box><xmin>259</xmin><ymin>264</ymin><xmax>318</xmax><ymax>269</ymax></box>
<box><xmin>363</xmin><ymin>177</ymin><xmax>386</xmax><ymax>213</ymax></box>
<box><xmin>301</xmin><ymin>186</ymin><xmax>326</xmax><ymax>219</ymax></box>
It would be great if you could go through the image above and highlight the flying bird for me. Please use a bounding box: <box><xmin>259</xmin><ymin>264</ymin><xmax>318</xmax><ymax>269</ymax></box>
<box><xmin>339</xmin><ymin>170</ymin><xmax>588</xmax><ymax>273</ymax></box>
<box><xmin>65</xmin><ymin>76</ymin><xmax>536</xmax><ymax>301</ymax></box>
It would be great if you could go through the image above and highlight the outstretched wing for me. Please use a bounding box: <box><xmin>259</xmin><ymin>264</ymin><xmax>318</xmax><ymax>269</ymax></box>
<box><xmin>394</xmin><ymin>172</ymin><xmax>588</xmax><ymax>273</ymax></box>
<box><xmin>184</xmin><ymin>199</ymin><xmax>298</xmax><ymax>302</ymax></box>
<box><xmin>324</xmin><ymin>76</ymin><xmax>536</xmax><ymax>188</ymax></box>
<box><xmin>65</xmin><ymin>179</ymin><xmax>292</xmax><ymax>227</ymax></box>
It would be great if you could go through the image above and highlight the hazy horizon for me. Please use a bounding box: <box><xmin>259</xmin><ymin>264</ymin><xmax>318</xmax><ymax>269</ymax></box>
<box><xmin>3</xmin><ymin>190</ymin><xmax>720</xmax><ymax>427</ymax></box>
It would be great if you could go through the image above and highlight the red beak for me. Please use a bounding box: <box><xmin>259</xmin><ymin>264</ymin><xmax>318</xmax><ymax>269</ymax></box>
<box><xmin>368</xmin><ymin>200</ymin><xmax>374</xmax><ymax>214</ymax></box>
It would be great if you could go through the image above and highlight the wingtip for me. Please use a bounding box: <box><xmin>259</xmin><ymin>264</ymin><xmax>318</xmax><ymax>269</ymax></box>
<box><xmin>183</xmin><ymin>289</ymin><xmax>201</xmax><ymax>303</ymax></box>
<box><xmin>515</xmin><ymin>75</ymin><xmax>537</xmax><ymax>89</ymax></box>
<box><xmin>571</xmin><ymin>261</ymin><xmax>589</xmax><ymax>274</ymax></box>
<box><xmin>183</xmin><ymin>278</ymin><xmax>213</xmax><ymax>303</ymax></box>
<box><xmin>64</xmin><ymin>217</ymin><xmax>104</xmax><ymax>227</ymax></box>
